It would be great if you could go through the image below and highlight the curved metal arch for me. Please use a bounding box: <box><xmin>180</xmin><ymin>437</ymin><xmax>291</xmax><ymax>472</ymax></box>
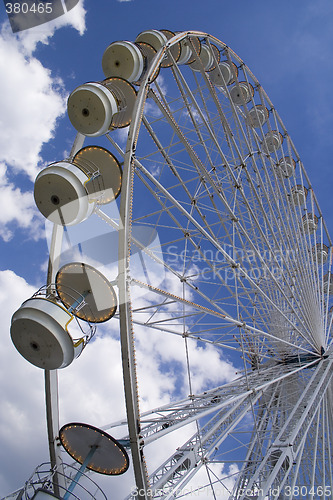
<box><xmin>116</xmin><ymin>31</ymin><xmax>228</xmax><ymax>497</ymax></box>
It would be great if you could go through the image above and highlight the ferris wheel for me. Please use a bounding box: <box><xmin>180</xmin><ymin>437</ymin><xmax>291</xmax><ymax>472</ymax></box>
<box><xmin>9</xmin><ymin>30</ymin><xmax>333</xmax><ymax>500</ymax></box>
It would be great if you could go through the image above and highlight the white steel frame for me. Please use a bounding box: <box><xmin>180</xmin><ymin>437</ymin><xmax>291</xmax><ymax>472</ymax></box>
<box><xmin>41</xmin><ymin>31</ymin><xmax>332</xmax><ymax>500</ymax></box>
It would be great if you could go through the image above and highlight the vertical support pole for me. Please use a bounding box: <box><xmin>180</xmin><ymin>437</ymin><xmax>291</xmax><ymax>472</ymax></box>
<box><xmin>44</xmin><ymin>133</ymin><xmax>86</xmax><ymax>496</ymax></box>
<box><xmin>45</xmin><ymin>370</ymin><xmax>66</xmax><ymax>496</ymax></box>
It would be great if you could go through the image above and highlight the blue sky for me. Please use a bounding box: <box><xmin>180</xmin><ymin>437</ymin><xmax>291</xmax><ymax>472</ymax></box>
<box><xmin>0</xmin><ymin>0</ymin><xmax>332</xmax><ymax>498</ymax></box>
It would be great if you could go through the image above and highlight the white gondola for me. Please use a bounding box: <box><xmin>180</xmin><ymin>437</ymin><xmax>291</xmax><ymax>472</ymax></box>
<box><xmin>173</xmin><ymin>34</ymin><xmax>201</xmax><ymax>66</ymax></box>
<box><xmin>290</xmin><ymin>184</ymin><xmax>308</xmax><ymax>206</ymax></box>
<box><xmin>190</xmin><ymin>44</ymin><xmax>213</xmax><ymax>71</ymax></box>
<box><xmin>323</xmin><ymin>273</ymin><xmax>333</xmax><ymax>294</ymax></box>
<box><xmin>67</xmin><ymin>78</ymin><xmax>136</xmax><ymax>136</ymax></box>
<box><xmin>246</xmin><ymin>104</ymin><xmax>269</xmax><ymax>128</ymax></box>
<box><xmin>102</xmin><ymin>40</ymin><xmax>145</xmax><ymax>83</ymax></box>
<box><xmin>34</xmin><ymin>146</ymin><xmax>122</xmax><ymax>226</ymax></box>
<box><xmin>302</xmin><ymin>213</ymin><xmax>318</xmax><ymax>234</ymax></box>
<box><xmin>10</xmin><ymin>293</ymin><xmax>85</xmax><ymax>370</ymax></box>
<box><xmin>10</xmin><ymin>263</ymin><xmax>117</xmax><ymax>370</ymax></box>
<box><xmin>262</xmin><ymin>130</ymin><xmax>283</xmax><ymax>153</ymax></box>
<box><xmin>229</xmin><ymin>81</ymin><xmax>254</xmax><ymax>105</ymax></box>
<box><xmin>102</xmin><ymin>30</ymin><xmax>183</xmax><ymax>85</ymax></box>
<box><xmin>67</xmin><ymin>81</ymin><xmax>117</xmax><ymax>137</ymax></box>
<box><xmin>177</xmin><ymin>38</ymin><xmax>194</xmax><ymax>65</ymax></box>
<box><xmin>209</xmin><ymin>60</ymin><xmax>237</xmax><ymax>87</ymax></box>
<box><xmin>277</xmin><ymin>156</ymin><xmax>296</xmax><ymax>178</ymax></box>
<box><xmin>135</xmin><ymin>29</ymin><xmax>167</xmax><ymax>52</ymax></box>
<box><xmin>34</xmin><ymin>160</ymin><xmax>94</xmax><ymax>226</ymax></box>
<box><xmin>189</xmin><ymin>43</ymin><xmax>219</xmax><ymax>72</ymax></box>
<box><xmin>159</xmin><ymin>29</ymin><xmax>181</xmax><ymax>67</ymax></box>
<box><xmin>312</xmin><ymin>243</ymin><xmax>329</xmax><ymax>264</ymax></box>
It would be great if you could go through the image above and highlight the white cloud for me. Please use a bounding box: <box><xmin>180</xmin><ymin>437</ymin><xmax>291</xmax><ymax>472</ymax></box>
<box><xmin>0</xmin><ymin>2</ymin><xmax>87</xmax><ymax>238</ymax></box>
<box><xmin>114</xmin><ymin>125</ymin><xmax>130</xmax><ymax>145</ymax></box>
<box><xmin>15</xmin><ymin>0</ymin><xmax>86</xmax><ymax>55</ymax></box>
<box><xmin>154</xmin><ymin>74</ymin><xmax>167</xmax><ymax>96</ymax></box>
<box><xmin>135</xmin><ymin>322</ymin><xmax>237</xmax><ymax>401</ymax></box>
<box><xmin>0</xmin><ymin>270</ymin><xmax>47</xmax><ymax>496</ymax></box>
<box><xmin>0</xmin><ymin>26</ymin><xmax>67</xmax><ymax>178</ymax></box>
<box><xmin>0</xmin><ymin>163</ymin><xmax>43</xmax><ymax>241</ymax></box>
<box><xmin>58</xmin><ymin>330</ymin><xmax>126</xmax><ymax>426</ymax></box>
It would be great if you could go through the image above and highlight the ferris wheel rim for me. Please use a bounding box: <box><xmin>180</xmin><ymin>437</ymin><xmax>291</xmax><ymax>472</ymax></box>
<box><xmin>112</xmin><ymin>30</ymin><xmax>333</xmax><ymax>498</ymax></box>
<box><xmin>36</xmin><ymin>29</ymin><xmax>333</xmax><ymax>499</ymax></box>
